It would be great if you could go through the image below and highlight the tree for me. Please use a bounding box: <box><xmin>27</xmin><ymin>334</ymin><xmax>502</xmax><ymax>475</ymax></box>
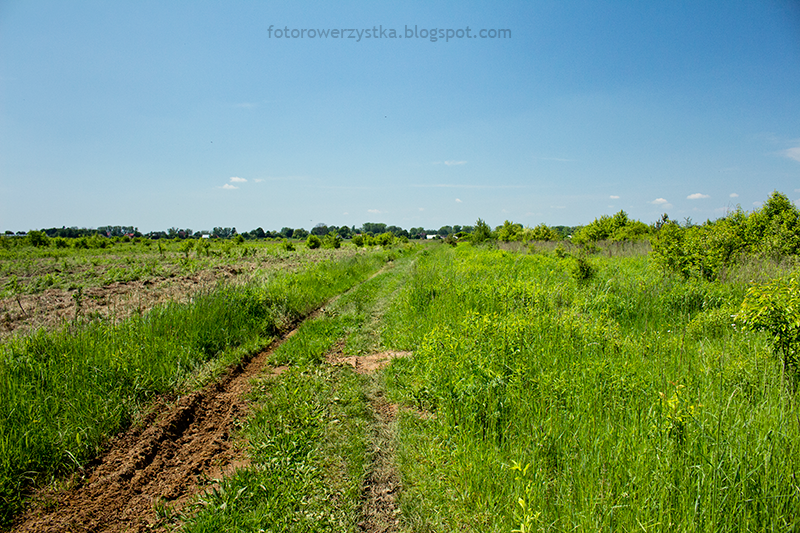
<box><xmin>311</xmin><ymin>223</ymin><xmax>329</xmax><ymax>236</ymax></box>
<box><xmin>471</xmin><ymin>218</ymin><xmax>493</xmax><ymax>244</ymax></box>
<box><xmin>495</xmin><ymin>220</ymin><xmax>522</xmax><ymax>242</ymax></box>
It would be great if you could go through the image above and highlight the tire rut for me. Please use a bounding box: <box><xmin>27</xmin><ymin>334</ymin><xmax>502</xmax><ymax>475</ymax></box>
<box><xmin>13</xmin><ymin>333</ymin><xmax>287</xmax><ymax>533</ymax></box>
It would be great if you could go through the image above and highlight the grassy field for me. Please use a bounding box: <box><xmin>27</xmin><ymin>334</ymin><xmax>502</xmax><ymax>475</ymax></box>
<box><xmin>2</xmin><ymin>238</ymin><xmax>799</xmax><ymax>531</ymax></box>
<box><xmin>380</xmin><ymin>244</ymin><xmax>799</xmax><ymax>531</ymax></box>
<box><xmin>0</xmin><ymin>242</ymin><xmax>398</xmax><ymax>526</ymax></box>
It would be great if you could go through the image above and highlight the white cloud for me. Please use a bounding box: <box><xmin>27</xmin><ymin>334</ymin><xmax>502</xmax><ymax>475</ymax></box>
<box><xmin>730</xmin><ymin>193</ymin><xmax>739</xmax><ymax>198</ymax></box>
<box><xmin>753</xmin><ymin>201</ymin><xmax>763</xmax><ymax>207</ymax></box>
<box><xmin>343</xmin><ymin>212</ymin><xmax>349</xmax><ymax>215</ymax></box>
<box><xmin>222</xmin><ymin>184</ymin><xmax>238</xmax><ymax>190</ymax></box>
<box><xmin>253</xmin><ymin>178</ymin><xmax>264</xmax><ymax>183</ymax></box>
<box><xmin>550</xmin><ymin>205</ymin><xmax>566</xmax><ymax>209</ymax></box>
<box><xmin>229</xmin><ymin>177</ymin><xmax>247</xmax><ymax>183</ymax></box>
<box><xmin>455</xmin><ymin>198</ymin><xmax>462</xmax><ymax>203</ymax></box>
<box><xmin>418</xmin><ymin>208</ymin><xmax>424</xmax><ymax>211</ymax></box>
<box><xmin>687</xmin><ymin>193</ymin><xmax>710</xmax><ymax>200</ymax></box>
<box><xmin>367</xmin><ymin>209</ymin><xmax>382</xmax><ymax>214</ymax></box>
<box><xmin>651</xmin><ymin>198</ymin><xmax>669</xmax><ymax>205</ymax></box>
<box><xmin>444</xmin><ymin>160</ymin><xmax>467</xmax><ymax>166</ymax></box>
<box><xmin>782</xmin><ymin>145</ymin><xmax>800</xmax><ymax>163</ymax></box>
<box><xmin>610</xmin><ymin>195</ymin><xmax>620</xmax><ymax>199</ymax></box>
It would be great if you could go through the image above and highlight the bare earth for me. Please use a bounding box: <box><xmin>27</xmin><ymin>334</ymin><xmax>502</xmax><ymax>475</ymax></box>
<box><xmin>0</xmin><ymin>271</ymin><xmax>231</xmax><ymax>341</ymax></box>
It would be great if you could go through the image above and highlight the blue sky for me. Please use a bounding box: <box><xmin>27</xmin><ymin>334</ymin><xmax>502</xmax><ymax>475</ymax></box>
<box><xmin>2</xmin><ymin>1</ymin><xmax>799</xmax><ymax>233</ymax></box>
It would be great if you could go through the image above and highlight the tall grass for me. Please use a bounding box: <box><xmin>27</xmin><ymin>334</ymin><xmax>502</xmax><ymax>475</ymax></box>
<box><xmin>0</xmin><ymin>251</ymin><xmax>390</xmax><ymax>526</ymax></box>
<box><xmin>384</xmin><ymin>244</ymin><xmax>800</xmax><ymax>531</ymax></box>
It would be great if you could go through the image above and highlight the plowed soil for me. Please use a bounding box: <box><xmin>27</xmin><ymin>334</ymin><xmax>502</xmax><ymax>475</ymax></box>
<box><xmin>12</xmin><ymin>338</ymin><xmax>287</xmax><ymax>533</ymax></box>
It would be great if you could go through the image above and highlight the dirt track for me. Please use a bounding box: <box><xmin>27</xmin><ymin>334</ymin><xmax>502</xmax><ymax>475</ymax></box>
<box><xmin>12</xmin><ymin>264</ymin><xmax>407</xmax><ymax>532</ymax></box>
<box><xmin>13</xmin><ymin>336</ymin><xmax>287</xmax><ymax>532</ymax></box>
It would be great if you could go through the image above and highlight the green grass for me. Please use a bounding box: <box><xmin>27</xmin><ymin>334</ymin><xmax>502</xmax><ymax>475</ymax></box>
<box><xmin>383</xmin><ymin>243</ymin><xmax>800</xmax><ymax>531</ymax></box>
<box><xmin>0</xmin><ymin>249</ymin><xmax>394</xmax><ymax>526</ymax></box>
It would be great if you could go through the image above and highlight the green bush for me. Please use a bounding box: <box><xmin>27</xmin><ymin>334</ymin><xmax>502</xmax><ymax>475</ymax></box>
<box><xmin>306</xmin><ymin>234</ymin><xmax>322</xmax><ymax>249</ymax></box>
<box><xmin>652</xmin><ymin>191</ymin><xmax>800</xmax><ymax>280</ymax></box>
<box><xmin>322</xmin><ymin>233</ymin><xmax>341</xmax><ymax>249</ymax></box>
<box><xmin>27</xmin><ymin>231</ymin><xmax>49</xmax><ymax>247</ymax></box>
<box><xmin>736</xmin><ymin>276</ymin><xmax>800</xmax><ymax>376</ymax></box>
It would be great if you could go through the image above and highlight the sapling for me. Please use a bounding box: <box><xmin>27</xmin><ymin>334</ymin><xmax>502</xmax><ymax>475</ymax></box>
<box><xmin>736</xmin><ymin>276</ymin><xmax>800</xmax><ymax>378</ymax></box>
<box><xmin>5</xmin><ymin>275</ymin><xmax>28</xmax><ymax>317</ymax></box>
<box><xmin>72</xmin><ymin>286</ymin><xmax>84</xmax><ymax>321</ymax></box>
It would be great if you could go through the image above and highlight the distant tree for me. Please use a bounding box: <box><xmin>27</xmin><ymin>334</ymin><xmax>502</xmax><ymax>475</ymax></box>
<box><xmin>495</xmin><ymin>220</ymin><xmax>523</xmax><ymax>242</ymax></box>
<box><xmin>471</xmin><ymin>219</ymin><xmax>493</xmax><ymax>244</ymax></box>
<box><xmin>361</xmin><ymin>222</ymin><xmax>387</xmax><ymax>235</ymax></box>
<box><xmin>294</xmin><ymin>228</ymin><xmax>309</xmax><ymax>239</ymax></box>
<box><xmin>408</xmin><ymin>227</ymin><xmax>425</xmax><ymax>239</ymax></box>
<box><xmin>522</xmin><ymin>224</ymin><xmax>561</xmax><ymax>242</ymax></box>
<box><xmin>280</xmin><ymin>227</ymin><xmax>295</xmax><ymax>239</ymax></box>
<box><xmin>311</xmin><ymin>223</ymin><xmax>329</xmax><ymax>236</ymax></box>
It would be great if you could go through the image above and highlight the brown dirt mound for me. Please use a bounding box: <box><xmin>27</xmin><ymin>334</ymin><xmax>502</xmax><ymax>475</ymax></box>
<box><xmin>12</xmin><ymin>340</ymin><xmax>284</xmax><ymax>533</ymax></box>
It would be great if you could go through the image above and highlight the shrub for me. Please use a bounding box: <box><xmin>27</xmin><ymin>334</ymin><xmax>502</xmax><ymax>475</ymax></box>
<box><xmin>736</xmin><ymin>276</ymin><xmax>800</xmax><ymax>376</ymax></box>
<box><xmin>27</xmin><ymin>231</ymin><xmax>49</xmax><ymax>247</ymax></box>
<box><xmin>281</xmin><ymin>239</ymin><xmax>295</xmax><ymax>252</ymax></box>
<box><xmin>571</xmin><ymin>255</ymin><xmax>597</xmax><ymax>284</ymax></box>
<box><xmin>307</xmin><ymin>235</ymin><xmax>322</xmax><ymax>249</ymax></box>
<box><xmin>471</xmin><ymin>218</ymin><xmax>493</xmax><ymax>244</ymax></box>
<box><xmin>322</xmin><ymin>233</ymin><xmax>341</xmax><ymax>249</ymax></box>
<box><xmin>652</xmin><ymin>192</ymin><xmax>799</xmax><ymax>280</ymax></box>
<box><xmin>495</xmin><ymin>220</ymin><xmax>523</xmax><ymax>242</ymax></box>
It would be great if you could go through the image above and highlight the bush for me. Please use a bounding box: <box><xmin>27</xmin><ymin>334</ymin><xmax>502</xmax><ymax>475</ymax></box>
<box><xmin>307</xmin><ymin>235</ymin><xmax>322</xmax><ymax>249</ymax></box>
<box><xmin>571</xmin><ymin>255</ymin><xmax>597</xmax><ymax>284</ymax></box>
<box><xmin>652</xmin><ymin>191</ymin><xmax>800</xmax><ymax>280</ymax></box>
<box><xmin>736</xmin><ymin>276</ymin><xmax>800</xmax><ymax>376</ymax></box>
<box><xmin>470</xmin><ymin>218</ymin><xmax>493</xmax><ymax>244</ymax></box>
<box><xmin>573</xmin><ymin>211</ymin><xmax>650</xmax><ymax>244</ymax></box>
<box><xmin>281</xmin><ymin>239</ymin><xmax>295</xmax><ymax>252</ymax></box>
<box><xmin>27</xmin><ymin>231</ymin><xmax>48</xmax><ymax>247</ymax></box>
<box><xmin>322</xmin><ymin>233</ymin><xmax>341</xmax><ymax>249</ymax></box>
